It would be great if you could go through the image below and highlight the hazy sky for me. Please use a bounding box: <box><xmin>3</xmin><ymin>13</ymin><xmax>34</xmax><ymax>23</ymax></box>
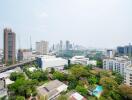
<box><xmin>0</xmin><ymin>0</ymin><xmax>132</xmax><ymax>49</ymax></box>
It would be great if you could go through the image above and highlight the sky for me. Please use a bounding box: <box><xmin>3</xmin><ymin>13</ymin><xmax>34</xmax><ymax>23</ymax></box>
<box><xmin>0</xmin><ymin>0</ymin><xmax>132</xmax><ymax>49</ymax></box>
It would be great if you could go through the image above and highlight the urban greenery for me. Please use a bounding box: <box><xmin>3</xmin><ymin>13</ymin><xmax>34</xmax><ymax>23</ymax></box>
<box><xmin>7</xmin><ymin>64</ymin><xmax>132</xmax><ymax>100</ymax></box>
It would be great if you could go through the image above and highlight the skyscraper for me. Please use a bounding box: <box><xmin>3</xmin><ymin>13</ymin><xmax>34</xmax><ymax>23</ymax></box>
<box><xmin>59</xmin><ymin>40</ymin><xmax>63</xmax><ymax>51</ymax></box>
<box><xmin>36</xmin><ymin>41</ymin><xmax>48</xmax><ymax>55</ymax></box>
<box><xmin>117</xmin><ymin>43</ymin><xmax>132</xmax><ymax>57</ymax></box>
<box><xmin>4</xmin><ymin>28</ymin><xmax>16</xmax><ymax>64</ymax></box>
<box><xmin>66</xmin><ymin>40</ymin><xmax>70</xmax><ymax>50</ymax></box>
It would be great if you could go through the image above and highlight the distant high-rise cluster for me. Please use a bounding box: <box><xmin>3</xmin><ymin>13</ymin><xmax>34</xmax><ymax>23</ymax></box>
<box><xmin>117</xmin><ymin>43</ymin><xmax>132</xmax><ymax>57</ymax></box>
<box><xmin>50</xmin><ymin>40</ymin><xmax>86</xmax><ymax>53</ymax></box>
<box><xmin>36</xmin><ymin>41</ymin><xmax>48</xmax><ymax>55</ymax></box>
<box><xmin>4</xmin><ymin>28</ymin><xmax>16</xmax><ymax>64</ymax></box>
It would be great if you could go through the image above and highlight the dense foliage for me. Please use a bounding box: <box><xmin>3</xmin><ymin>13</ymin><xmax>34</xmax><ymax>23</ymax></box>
<box><xmin>7</xmin><ymin>64</ymin><xmax>132</xmax><ymax>100</ymax></box>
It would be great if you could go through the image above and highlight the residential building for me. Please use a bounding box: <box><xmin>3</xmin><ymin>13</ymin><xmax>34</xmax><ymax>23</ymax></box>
<box><xmin>69</xmin><ymin>92</ymin><xmax>86</xmax><ymax>100</ymax></box>
<box><xmin>103</xmin><ymin>56</ymin><xmax>131</xmax><ymax>75</ymax></box>
<box><xmin>37</xmin><ymin>80</ymin><xmax>68</xmax><ymax>100</ymax></box>
<box><xmin>103</xmin><ymin>56</ymin><xmax>132</xmax><ymax>86</ymax></box>
<box><xmin>17</xmin><ymin>49</ymin><xmax>32</xmax><ymax>61</ymax></box>
<box><xmin>124</xmin><ymin>66</ymin><xmax>132</xmax><ymax>86</ymax></box>
<box><xmin>0</xmin><ymin>78</ymin><xmax>7</xmax><ymax>98</ymax></box>
<box><xmin>36</xmin><ymin>55</ymin><xmax>68</xmax><ymax>71</ymax></box>
<box><xmin>4</xmin><ymin>28</ymin><xmax>16</xmax><ymax>65</ymax></box>
<box><xmin>0</xmin><ymin>77</ymin><xmax>14</xmax><ymax>98</ymax></box>
<box><xmin>36</xmin><ymin>41</ymin><xmax>48</xmax><ymax>55</ymax></box>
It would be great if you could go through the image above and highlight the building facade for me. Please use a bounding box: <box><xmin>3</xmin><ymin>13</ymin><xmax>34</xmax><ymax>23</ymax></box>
<box><xmin>17</xmin><ymin>49</ymin><xmax>32</xmax><ymax>61</ymax></box>
<box><xmin>4</xmin><ymin>28</ymin><xmax>16</xmax><ymax>65</ymax></box>
<box><xmin>103</xmin><ymin>56</ymin><xmax>132</xmax><ymax>86</ymax></box>
<box><xmin>36</xmin><ymin>55</ymin><xmax>68</xmax><ymax>71</ymax></box>
<box><xmin>103</xmin><ymin>57</ymin><xmax>131</xmax><ymax>75</ymax></box>
<box><xmin>36</xmin><ymin>41</ymin><xmax>48</xmax><ymax>55</ymax></box>
<box><xmin>106</xmin><ymin>49</ymin><xmax>115</xmax><ymax>58</ymax></box>
<box><xmin>70</xmin><ymin>56</ymin><xmax>97</xmax><ymax>66</ymax></box>
<box><xmin>124</xmin><ymin>66</ymin><xmax>132</xmax><ymax>86</ymax></box>
<box><xmin>117</xmin><ymin>44</ymin><xmax>132</xmax><ymax>57</ymax></box>
<box><xmin>37</xmin><ymin>80</ymin><xmax>68</xmax><ymax>100</ymax></box>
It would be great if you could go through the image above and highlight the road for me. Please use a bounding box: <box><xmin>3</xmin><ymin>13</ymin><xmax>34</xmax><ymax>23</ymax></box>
<box><xmin>0</xmin><ymin>59</ymin><xmax>36</xmax><ymax>73</ymax></box>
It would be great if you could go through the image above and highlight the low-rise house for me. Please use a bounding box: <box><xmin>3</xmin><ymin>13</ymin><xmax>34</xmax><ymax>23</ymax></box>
<box><xmin>37</xmin><ymin>80</ymin><xmax>68</xmax><ymax>100</ymax></box>
<box><xmin>0</xmin><ymin>78</ymin><xmax>7</xmax><ymax>98</ymax></box>
<box><xmin>69</xmin><ymin>92</ymin><xmax>86</xmax><ymax>100</ymax></box>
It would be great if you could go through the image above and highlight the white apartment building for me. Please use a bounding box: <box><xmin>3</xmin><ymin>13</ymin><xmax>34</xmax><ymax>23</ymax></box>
<box><xmin>36</xmin><ymin>41</ymin><xmax>48</xmax><ymax>55</ymax></box>
<box><xmin>103</xmin><ymin>56</ymin><xmax>132</xmax><ymax>86</ymax></box>
<box><xmin>70</xmin><ymin>56</ymin><xmax>96</xmax><ymax>66</ymax></box>
<box><xmin>103</xmin><ymin>56</ymin><xmax>131</xmax><ymax>75</ymax></box>
<box><xmin>124</xmin><ymin>66</ymin><xmax>132</xmax><ymax>86</ymax></box>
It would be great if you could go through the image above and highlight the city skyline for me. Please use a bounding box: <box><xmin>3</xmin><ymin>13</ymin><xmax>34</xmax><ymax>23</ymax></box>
<box><xmin>0</xmin><ymin>0</ymin><xmax>132</xmax><ymax>49</ymax></box>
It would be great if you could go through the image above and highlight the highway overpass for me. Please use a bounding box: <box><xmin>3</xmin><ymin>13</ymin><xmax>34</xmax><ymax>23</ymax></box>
<box><xmin>0</xmin><ymin>59</ymin><xmax>36</xmax><ymax>73</ymax></box>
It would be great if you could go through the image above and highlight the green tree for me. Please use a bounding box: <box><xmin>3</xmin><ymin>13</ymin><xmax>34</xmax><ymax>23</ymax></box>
<box><xmin>113</xmin><ymin>72</ymin><xmax>124</xmax><ymax>85</ymax></box>
<box><xmin>57</xmin><ymin>95</ymin><xmax>67</xmax><ymax>100</ymax></box>
<box><xmin>29</xmin><ymin>70</ymin><xmax>48</xmax><ymax>81</ymax></box>
<box><xmin>50</xmin><ymin>68</ymin><xmax>55</xmax><ymax>74</ymax></box>
<box><xmin>88</xmin><ymin>76</ymin><xmax>99</xmax><ymax>85</ymax></box>
<box><xmin>8</xmin><ymin>79</ymin><xmax>37</xmax><ymax>98</ymax></box>
<box><xmin>119</xmin><ymin>85</ymin><xmax>132</xmax><ymax>100</ymax></box>
<box><xmin>10</xmin><ymin>72</ymin><xmax>25</xmax><ymax>81</ymax></box>
<box><xmin>70</xmin><ymin>65</ymin><xmax>89</xmax><ymax>78</ymax></box>
<box><xmin>96</xmin><ymin>60</ymin><xmax>103</xmax><ymax>68</ymax></box>
<box><xmin>100</xmin><ymin>77</ymin><xmax>118</xmax><ymax>91</ymax></box>
<box><xmin>75</xmin><ymin>85</ymin><xmax>87</xmax><ymax>96</ymax></box>
<box><xmin>68</xmin><ymin>80</ymin><xmax>78</xmax><ymax>90</ymax></box>
<box><xmin>53</xmin><ymin>71</ymin><xmax>65</xmax><ymax>81</ymax></box>
<box><xmin>9</xmin><ymin>96</ymin><xmax>25</xmax><ymax>100</ymax></box>
<box><xmin>67</xmin><ymin>74</ymin><xmax>76</xmax><ymax>81</ymax></box>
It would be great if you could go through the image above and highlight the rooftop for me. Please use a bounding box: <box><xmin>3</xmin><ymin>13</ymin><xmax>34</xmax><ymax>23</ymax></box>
<box><xmin>70</xmin><ymin>92</ymin><xmax>86</xmax><ymax>100</ymax></box>
<box><xmin>37</xmin><ymin>80</ymin><xmax>68</xmax><ymax>99</ymax></box>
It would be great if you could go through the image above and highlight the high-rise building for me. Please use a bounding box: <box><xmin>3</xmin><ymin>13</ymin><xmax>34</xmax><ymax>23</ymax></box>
<box><xmin>106</xmin><ymin>49</ymin><xmax>115</xmax><ymax>58</ymax></box>
<box><xmin>117</xmin><ymin>44</ymin><xmax>132</xmax><ymax>57</ymax></box>
<box><xmin>4</xmin><ymin>28</ymin><xmax>16</xmax><ymax>64</ymax></box>
<box><xmin>66</xmin><ymin>40</ymin><xmax>70</xmax><ymax>50</ymax></box>
<box><xmin>59</xmin><ymin>40</ymin><xmax>63</xmax><ymax>51</ymax></box>
<box><xmin>36</xmin><ymin>41</ymin><xmax>48</xmax><ymax>55</ymax></box>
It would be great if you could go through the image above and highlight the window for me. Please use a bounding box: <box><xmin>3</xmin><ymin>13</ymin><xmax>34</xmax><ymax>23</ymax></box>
<box><xmin>130</xmin><ymin>77</ymin><xmax>132</xmax><ymax>79</ymax></box>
